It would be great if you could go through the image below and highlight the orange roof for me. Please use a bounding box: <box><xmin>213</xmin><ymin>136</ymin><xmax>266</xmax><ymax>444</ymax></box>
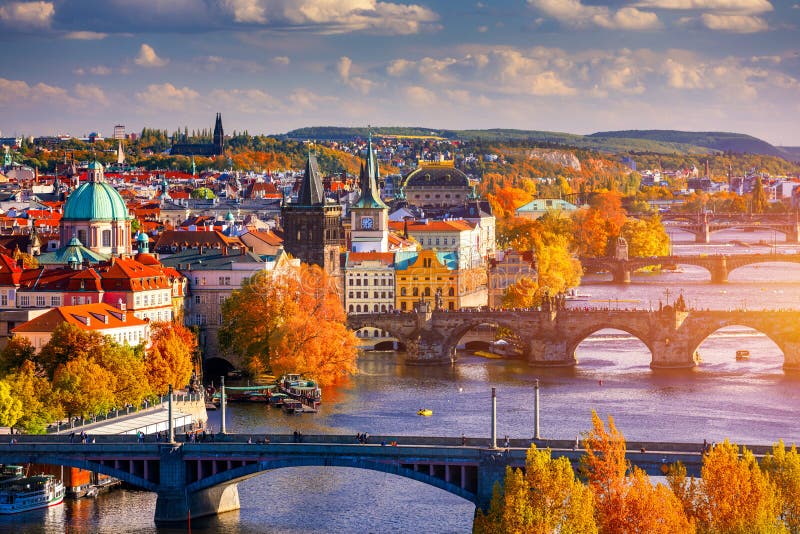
<box><xmin>12</xmin><ymin>302</ymin><xmax>148</xmax><ymax>333</ymax></box>
<box><xmin>347</xmin><ymin>252</ymin><xmax>395</xmax><ymax>265</ymax></box>
<box><xmin>388</xmin><ymin>220</ymin><xmax>474</xmax><ymax>233</ymax></box>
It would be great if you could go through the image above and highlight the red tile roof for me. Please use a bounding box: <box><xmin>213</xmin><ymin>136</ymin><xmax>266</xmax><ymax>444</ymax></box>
<box><xmin>12</xmin><ymin>302</ymin><xmax>147</xmax><ymax>333</ymax></box>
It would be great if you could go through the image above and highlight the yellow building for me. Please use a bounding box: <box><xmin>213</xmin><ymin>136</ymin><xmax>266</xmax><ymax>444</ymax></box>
<box><xmin>394</xmin><ymin>249</ymin><xmax>487</xmax><ymax>311</ymax></box>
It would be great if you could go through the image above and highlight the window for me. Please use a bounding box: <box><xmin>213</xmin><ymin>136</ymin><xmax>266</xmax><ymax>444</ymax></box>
<box><xmin>449</xmin><ymin>287</ymin><xmax>455</xmax><ymax>297</ymax></box>
<box><xmin>50</xmin><ymin>296</ymin><xmax>60</xmax><ymax>307</ymax></box>
<box><xmin>0</xmin><ymin>294</ymin><xmax>7</xmax><ymax>306</ymax></box>
<box><xmin>401</xmin><ymin>302</ymin><xmax>407</xmax><ymax>310</ymax></box>
<box><xmin>349</xmin><ymin>291</ymin><xmax>353</xmax><ymax>299</ymax></box>
<box><xmin>373</xmin><ymin>304</ymin><xmax>379</xmax><ymax>312</ymax></box>
<box><xmin>348</xmin><ymin>305</ymin><xmax>353</xmax><ymax>312</ymax></box>
<box><xmin>348</xmin><ymin>278</ymin><xmax>353</xmax><ymax>286</ymax></box>
<box><xmin>412</xmin><ymin>287</ymin><xmax>419</xmax><ymax>297</ymax></box>
<box><xmin>201</xmin><ymin>277</ymin><xmax>206</xmax><ymax>285</ymax></box>
<box><xmin>219</xmin><ymin>276</ymin><xmax>231</xmax><ymax>285</ymax></box>
<box><xmin>102</xmin><ymin>230</ymin><xmax>111</xmax><ymax>247</ymax></box>
<box><xmin>219</xmin><ymin>295</ymin><xmax>226</xmax><ymax>303</ymax></box>
<box><xmin>356</xmin><ymin>279</ymin><xmax>361</xmax><ymax>286</ymax></box>
<box><xmin>423</xmin><ymin>287</ymin><xmax>430</xmax><ymax>297</ymax></box>
<box><xmin>195</xmin><ymin>295</ymin><xmax>201</xmax><ymax>304</ymax></box>
<box><xmin>373</xmin><ymin>291</ymin><xmax>378</xmax><ymax>299</ymax></box>
<box><xmin>401</xmin><ymin>287</ymin><xmax>407</xmax><ymax>296</ymax></box>
<box><xmin>19</xmin><ymin>296</ymin><xmax>30</xmax><ymax>307</ymax></box>
<box><xmin>77</xmin><ymin>229</ymin><xmax>87</xmax><ymax>245</ymax></box>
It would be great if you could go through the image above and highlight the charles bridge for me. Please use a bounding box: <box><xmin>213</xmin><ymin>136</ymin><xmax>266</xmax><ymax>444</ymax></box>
<box><xmin>580</xmin><ymin>252</ymin><xmax>800</xmax><ymax>283</ymax></box>
<box><xmin>660</xmin><ymin>211</ymin><xmax>800</xmax><ymax>244</ymax></box>
<box><xmin>347</xmin><ymin>305</ymin><xmax>800</xmax><ymax>369</ymax></box>
<box><xmin>0</xmin><ymin>433</ymin><xmax>739</xmax><ymax>523</ymax></box>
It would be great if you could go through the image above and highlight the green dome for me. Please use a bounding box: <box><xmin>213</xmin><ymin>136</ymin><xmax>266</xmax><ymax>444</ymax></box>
<box><xmin>63</xmin><ymin>181</ymin><xmax>130</xmax><ymax>221</ymax></box>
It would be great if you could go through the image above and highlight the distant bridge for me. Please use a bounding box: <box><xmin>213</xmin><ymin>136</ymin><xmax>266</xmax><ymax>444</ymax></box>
<box><xmin>660</xmin><ymin>212</ymin><xmax>800</xmax><ymax>244</ymax></box>
<box><xmin>581</xmin><ymin>252</ymin><xmax>800</xmax><ymax>283</ymax></box>
<box><xmin>348</xmin><ymin>307</ymin><xmax>800</xmax><ymax>368</ymax></box>
<box><xmin>0</xmin><ymin>433</ymin><xmax>721</xmax><ymax>523</ymax></box>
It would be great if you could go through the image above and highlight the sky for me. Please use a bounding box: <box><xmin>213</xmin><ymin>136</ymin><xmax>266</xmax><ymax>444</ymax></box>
<box><xmin>0</xmin><ymin>0</ymin><xmax>798</xmax><ymax>144</ymax></box>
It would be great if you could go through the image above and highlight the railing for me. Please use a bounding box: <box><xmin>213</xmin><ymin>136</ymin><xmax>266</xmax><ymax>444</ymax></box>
<box><xmin>44</xmin><ymin>392</ymin><xmax>204</xmax><ymax>434</ymax></box>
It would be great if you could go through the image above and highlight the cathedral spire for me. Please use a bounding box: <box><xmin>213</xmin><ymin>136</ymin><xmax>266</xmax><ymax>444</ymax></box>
<box><xmin>297</xmin><ymin>150</ymin><xmax>325</xmax><ymax>206</ymax></box>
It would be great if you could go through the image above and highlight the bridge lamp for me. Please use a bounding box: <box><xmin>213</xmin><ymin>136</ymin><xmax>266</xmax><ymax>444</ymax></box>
<box><xmin>665</xmin><ymin>338</ymin><xmax>670</xmax><ymax>346</ymax></box>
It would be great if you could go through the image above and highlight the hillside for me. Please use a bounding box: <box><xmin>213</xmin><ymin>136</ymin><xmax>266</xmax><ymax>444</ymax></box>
<box><xmin>589</xmin><ymin>130</ymin><xmax>786</xmax><ymax>158</ymax></box>
<box><xmin>284</xmin><ymin>126</ymin><xmax>792</xmax><ymax>159</ymax></box>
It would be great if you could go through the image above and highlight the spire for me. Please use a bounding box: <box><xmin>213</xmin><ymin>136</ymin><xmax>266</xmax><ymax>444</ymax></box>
<box><xmin>297</xmin><ymin>151</ymin><xmax>325</xmax><ymax>206</ymax></box>
<box><xmin>212</xmin><ymin>112</ymin><xmax>224</xmax><ymax>155</ymax></box>
<box><xmin>354</xmin><ymin>129</ymin><xmax>387</xmax><ymax>209</ymax></box>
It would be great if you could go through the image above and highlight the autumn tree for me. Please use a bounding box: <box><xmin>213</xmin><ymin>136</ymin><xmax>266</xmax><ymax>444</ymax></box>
<box><xmin>762</xmin><ymin>441</ymin><xmax>800</xmax><ymax>532</ymax></box>
<box><xmin>36</xmin><ymin>323</ymin><xmax>106</xmax><ymax>379</ymax></box>
<box><xmin>53</xmin><ymin>354</ymin><xmax>117</xmax><ymax>419</ymax></box>
<box><xmin>502</xmin><ymin>276</ymin><xmax>539</xmax><ymax>309</ymax></box>
<box><xmin>573</xmin><ymin>191</ymin><xmax>628</xmax><ymax>257</ymax></box>
<box><xmin>97</xmin><ymin>343</ymin><xmax>151</xmax><ymax>408</ymax></box>
<box><xmin>145</xmin><ymin>321</ymin><xmax>197</xmax><ymax>396</ymax></box>
<box><xmin>620</xmin><ymin>214</ymin><xmax>670</xmax><ymax>258</ymax></box>
<box><xmin>0</xmin><ymin>336</ymin><xmax>35</xmax><ymax>375</ymax></box>
<box><xmin>751</xmin><ymin>176</ymin><xmax>767</xmax><ymax>214</ymax></box>
<box><xmin>582</xmin><ymin>411</ymin><xmax>694</xmax><ymax>533</ymax></box>
<box><xmin>220</xmin><ymin>263</ymin><xmax>358</xmax><ymax>385</ymax></box>
<box><xmin>0</xmin><ymin>379</ymin><xmax>23</xmax><ymax>428</ymax></box>
<box><xmin>475</xmin><ymin>446</ymin><xmax>597</xmax><ymax>534</ymax></box>
<box><xmin>673</xmin><ymin>440</ymin><xmax>784</xmax><ymax>533</ymax></box>
<box><xmin>6</xmin><ymin>360</ymin><xmax>61</xmax><ymax>433</ymax></box>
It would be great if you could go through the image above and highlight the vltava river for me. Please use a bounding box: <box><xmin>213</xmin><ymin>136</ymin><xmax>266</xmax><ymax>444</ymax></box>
<box><xmin>6</xmin><ymin>229</ymin><xmax>800</xmax><ymax>533</ymax></box>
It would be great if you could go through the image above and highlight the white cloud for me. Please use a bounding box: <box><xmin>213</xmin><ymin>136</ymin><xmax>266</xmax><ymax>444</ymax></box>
<box><xmin>288</xmin><ymin>88</ymin><xmax>337</xmax><ymax>112</ymax></box>
<box><xmin>528</xmin><ymin>0</ymin><xmax>661</xmax><ymax>30</ymax></box>
<box><xmin>210</xmin><ymin>88</ymin><xmax>280</xmax><ymax>113</ymax></box>
<box><xmin>403</xmin><ymin>85</ymin><xmax>437</xmax><ymax>107</ymax></box>
<box><xmin>135</xmin><ymin>83</ymin><xmax>199</xmax><ymax>110</ymax></box>
<box><xmin>336</xmin><ymin>56</ymin><xmax>377</xmax><ymax>95</ymax></box>
<box><xmin>135</xmin><ymin>44</ymin><xmax>169</xmax><ymax>68</ymax></box>
<box><xmin>529</xmin><ymin>71</ymin><xmax>577</xmax><ymax>95</ymax></box>
<box><xmin>632</xmin><ymin>0</ymin><xmax>773</xmax><ymax>14</ymax></box>
<box><xmin>0</xmin><ymin>1</ymin><xmax>54</xmax><ymax>28</ymax></box>
<box><xmin>387</xmin><ymin>59</ymin><xmax>415</xmax><ymax>77</ymax></box>
<box><xmin>0</xmin><ymin>78</ymin><xmax>70</xmax><ymax>105</ymax></box>
<box><xmin>700</xmin><ymin>13</ymin><xmax>767</xmax><ymax>32</ymax></box>
<box><xmin>272</xmin><ymin>56</ymin><xmax>290</xmax><ymax>65</ymax></box>
<box><xmin>74</xmin><ymin>84</ymin><xmax>109</xmax><ymax>106</ymax></box>
<box><xmin>221</xmin><ymin>0</ymin><xmax>266</xmax><ymax>23</ymax></box>
<box><xmin>218</xmin><ymin>0</ymin><xmax>440</xmax><ymax>35</ymax></box>
<box><xmin>64</xmin><ymin>31</ymin><xmax>108</xmax><ymax>40</ymax></box>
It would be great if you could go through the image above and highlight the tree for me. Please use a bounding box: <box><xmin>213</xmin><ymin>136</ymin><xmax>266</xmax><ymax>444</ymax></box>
<box><xmin>620</xmin><ymin>215</ymin><xmax>670</xmax><ymax>258</ymax></box>
<box><xmin>36</xmin><ymin>323</ymin><xmax>106</xmax><ymax>379</ymax></box>
<box><xmin>475</xmin><ymin>446</ymin><xmax>597</xmax><ymax>534</ymax></box>
<box><xmin>220</xmin><ymin>264</ymin><xmax>358</xmax><ymax>385</ymax></box>
<box><xmin>582</xmin><ymin>411</ymin><xmax>693</xmax><ymax>533</ymax></box>
<box><xmin>751</xmin><ymin>176</ymin><xmax>767</xmax><ymax>214</ymax></box>
<box><xmin>762</xmin><ymin>441</ymin><xmax>800</xmax><ymax>532</ymax></box>
<box><xmin>502</xmin><ymin>276</ymin><xmax>539</xmax><ymax>309</ymax></box>
<box><xmin>53</xmin><ymin>355</ymin><xmax>117</xmax><ymax>419</ymax></box>
<box><xmin>0</xmin><ymin>379</ymin><xmax>23</xmax><ymax>428</ymax></box>
<box><xmin>0</xmin><ymin>336</ymin><xmax>35</xmax><ymax>376</ymax></box>
<box><xmin>685</xmin><ymin>440</ymin><xmax>784</xmax><ymax>533</ymax></box>
<box><xmin>145</xmin><ymin>321</ymin><xmax>197</xmax><ymax>396</ymax></box>
<box><xmin>97</xmin><ymin>343</ymin><xmax>151</xmax><ymax>408</ymax></box>
<box><xmin>6</xmin><ymin>361</ymin><xmax>61</xmax><ymax>433</ymax></box>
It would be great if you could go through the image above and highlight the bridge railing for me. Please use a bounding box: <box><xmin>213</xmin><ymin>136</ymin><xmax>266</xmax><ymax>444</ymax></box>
<box><xmin>43</xmin><ymin>392</ymin><xmax>204</xmax><ymax>435</ymax></box>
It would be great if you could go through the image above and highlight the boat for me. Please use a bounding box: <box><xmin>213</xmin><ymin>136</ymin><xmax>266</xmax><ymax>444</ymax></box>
<box><xmin>662</xmin><ymin>264</ymin><xmax>684</xmax><ymax>273</ymax></box>
<box><xmin>0</xmin><ymin>465</ymin><xmax>24</xmax><ymax>484</ymax></box>
<box><xmin>282</xmin><ymin>399</ymin><xmax>304</xmax><ymax>414</ymax></box>
<box><xmin>268</xmin><ymin>392</ymin><xmax>289</xmax><ymax>406</ymax></box>
<box><xmin>736</xmin><ymin>350</ymin><xmax>750</xmax><ymax>361</ymax></box>
<box><xmin>564</xmin><ymin>288</ymin><xmax>591</xmax><ymax>301</ymax></box>
<box><xmin>279</xmin><ymin>374</ymin><xmax>322</xmax><ymax>404</ymax></box>
<box><xmin>221</xmin><ymin>384</ymin><xmax>276</xmax><ymax>403</ymax></box>
<box><xmin>417</xmin><ymin>409</ymin><xmax>433</xmax><ymax>416</ymax></box>
<box><xmin>0</xmin><ymin>475</ymin><xmax>64</xmax><ymax>514</ymax></box>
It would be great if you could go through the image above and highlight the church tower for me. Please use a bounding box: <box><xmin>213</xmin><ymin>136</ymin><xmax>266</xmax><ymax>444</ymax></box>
<box><xmin>212</xmin><ymin>112</ymin><xmax>224</xmax><ymax>155</ymax></box>
<box><xmin>281</xmin><ymin>152</ymin><xmax>343</xmax><ymax>275</ymax></box>
<box><xmin>350</xmin><ymin>133</ymin><xmax>388</xmax><ymax>252</ymax></box>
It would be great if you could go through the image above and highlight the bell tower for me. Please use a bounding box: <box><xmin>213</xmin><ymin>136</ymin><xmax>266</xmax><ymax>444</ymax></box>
<box><xmin>350</xmin><ymin>132</ymin><xmax>388</xmax><ymax>252</ymax></box>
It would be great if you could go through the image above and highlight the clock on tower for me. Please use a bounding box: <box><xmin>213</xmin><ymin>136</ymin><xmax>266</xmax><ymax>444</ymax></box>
<box><xmin>360</xmin><ymin>216</ymin><xmax>374</xmax><ymax>230</ymax></box>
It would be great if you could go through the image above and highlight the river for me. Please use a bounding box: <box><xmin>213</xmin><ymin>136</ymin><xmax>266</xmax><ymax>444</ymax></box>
<box><xmin>5</xmin><ymin>229</ymin><xmax>800</xmax><ymax>533</ymax></box>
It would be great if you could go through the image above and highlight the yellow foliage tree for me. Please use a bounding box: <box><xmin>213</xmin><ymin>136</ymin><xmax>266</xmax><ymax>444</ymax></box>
<box><xmin>4</xmin><ymin>360</ymin><xmax>60</xmax><ymax>433</ymax></box>
<box><xmin>762</xmin><ymin>441</ymin><xmax>800</xmax><ymax>532</ymax></box>
<box><xmin>145</xmin><ymin>321</ymin><xmax>197</xmax><ymax>396</ymax></box>
<box><xmin>0</xmin><ymin>379</ymin><xmax>23</xmax><ymax>428</ymax></box>
<box><xmin>502</xmin><ymin>276</ymin><xmax>539</xmax><ymax>309</ymax></box>
<box><xmin>53</xmin><ymin>355</ymin><xmax>118</xmax><ymax>418</ymax></box>
<box><xmin>475</xmin><ymin>445</ymin><xmax>597</xmax><ymax>534</ymax></box>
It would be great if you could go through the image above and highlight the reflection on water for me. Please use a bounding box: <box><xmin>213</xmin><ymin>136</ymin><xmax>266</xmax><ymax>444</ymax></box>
<box><xmin>5</xmin><ymin>240</ymin><xmax>800</xmax><ymax>533</ymax></box>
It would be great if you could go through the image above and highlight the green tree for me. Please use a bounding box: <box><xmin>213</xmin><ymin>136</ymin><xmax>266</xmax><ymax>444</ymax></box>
<box><xmin>751</xmin><ymin>176</ymin><xmax>768</xmax><ymax>214</ymax></box>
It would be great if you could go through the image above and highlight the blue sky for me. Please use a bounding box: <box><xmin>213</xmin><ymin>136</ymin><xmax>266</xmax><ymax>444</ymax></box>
<box><xmin>0</xmin><ymin>0</ymin><xmax>798</xmax><ymax>144</ymax></box>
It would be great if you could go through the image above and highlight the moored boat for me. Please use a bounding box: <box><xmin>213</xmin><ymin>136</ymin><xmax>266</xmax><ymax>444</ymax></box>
<box><xmin>736</xmin><ymin>350</ymin><xmax>750</xmax><ymax>361</ymax></box>
<box><xmin>0</xmin><ymin>465</ymin><xmax>24</xmax><ymax>484</ymax></box>
<box><xmin>279</xmin><ymin>374</ymin><xmax>322</xmax><ymax>404</ymax></box>
<box><xmin>0</xmin><ymin>475</ymin><xmax>64</xmax><ymax>514</ymax></box>
<box><xmin>417</xmin><ymin>409</ymin><xmax>433</xmax><ymax>416</ymax></box>
<box><xmin>282</xmin><ymin>399</ymin><xmax>304</xmax><ymax>414</ymax></box>
<box><xmin>564</xmin><ymin>288</ymin><xmax>591</xmax><ymax>301</ymax></box>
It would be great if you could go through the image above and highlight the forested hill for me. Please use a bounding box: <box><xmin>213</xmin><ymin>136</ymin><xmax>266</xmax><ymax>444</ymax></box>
<box><xmin>588</xmin><ymin>130</ymin><xmax>786</xmax><ymax>158</ymax></box>
<box><xmin>284</xmin><ymin>126</ymin><xmax>790</xmax><ymax>158</ymax></box>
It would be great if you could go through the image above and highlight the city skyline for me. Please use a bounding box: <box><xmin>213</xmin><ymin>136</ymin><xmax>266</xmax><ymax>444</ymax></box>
<box><xmin>0</xmin><ymin>0</ymin><xmax>799</xmax><ymax>144</ymax></box>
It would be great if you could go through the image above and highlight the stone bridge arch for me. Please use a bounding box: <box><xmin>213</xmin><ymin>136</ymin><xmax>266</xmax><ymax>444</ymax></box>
<box><xmin>442</xmin><ymin>317</ymin><xmax>528</xmax><ymax>358</ymax></box>
<box><xmin>725</xmin><ymin>256</ymin><xmax>800</xmax><ymax>277</ymax></box>
<box><xmin>685</xmin><ymin>316</ymin><xmax>795</xmax><ymax>368</ymax></box>
<box><xmin>0</xmin><ymin>451</ymin><xmax>158</xmax><ymax>491</ymax></box>
<box><xmin>564</xmin><ymin>318</ymin><xmax>656</xmax><ymax>366</ymax></box>
<box><xmin>185</xmin><ymin>455</ymin><xmax>478</xmax><ymax>505</ymax></box>
<box><xmin>347</xmin><ymin>317</ymin><xmax>413</xmax><ymax>345</ymax></box>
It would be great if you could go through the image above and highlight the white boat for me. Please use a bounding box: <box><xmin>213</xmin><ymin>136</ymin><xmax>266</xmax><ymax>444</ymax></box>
<box><xmin>564</xmin><ymin>288</ymin><xmax>591</xmax><ymax>301</ymax></box>
<box><xmin>0</xmin><ymin>475</ymin><xmax>64</xmax><ymax>514</ymax></box>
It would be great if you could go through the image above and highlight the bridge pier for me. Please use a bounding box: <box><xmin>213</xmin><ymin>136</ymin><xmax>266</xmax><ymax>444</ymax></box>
<box><xmin>650</xmin><ymin>340</ymin><xmax>698</xmax><ymax>369</ymax></box>
<box><xmin>527</xmin><ymin>338</ymin><xmax>576</xmax><ymax>367</ymax></box>
<box><xmin>404</xmin><ymin>331</ymin><xmax>454</xmax><ymax>365</ymax></box>
<box><xmin>710</xmin><ymin>257</ymin><xmax>728</xmax><ymax>283</ymax></box>
<box><xmin>695</xmin><ymin>223</ymin><xmax>711</xmax><ymax>244</ymax></box>
<box><xmin>786</xmin><ymin>222</ymin><xmax>800</xmax><ymax>244</ymax></box>
<box><xmin>475</xmin><ymin>449</ymin><xmax>515</xmax><ymax>512</ymax></box>
<box><xmin>611</xmin><ymin>265</ymin><xmax>631</xmax><ymax>284</ymax></box>
<box><xmin>783</xmin><ymin>342</ymin><xmax>800</xmax><ymax>371</ymax></box>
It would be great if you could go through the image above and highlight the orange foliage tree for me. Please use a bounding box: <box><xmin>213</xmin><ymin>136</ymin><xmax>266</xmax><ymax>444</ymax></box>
<box><xmin>220</xmin><ymin>263</ymin><xmax>358</xmax><ymax>385</ymax></box>
<box><xmin>573</xmin><ymin>191</ymin><xmax>628</xmax><ymax>257</ymax></box>
<box><xmin>145</xmin><ymin>321</ymin><xmax>197</xmax><ymax>395</ymax></box>
<box><xmin>582</xmin><ymin>411</ymin><xmax>694</xmax><ymax>533</ymax></box>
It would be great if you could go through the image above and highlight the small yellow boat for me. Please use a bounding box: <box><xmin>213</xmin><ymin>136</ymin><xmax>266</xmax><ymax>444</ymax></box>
<box><xmin>417</xmin><ymin>409</ymin><xmax>433</xmax><ymax>416</ymax></box>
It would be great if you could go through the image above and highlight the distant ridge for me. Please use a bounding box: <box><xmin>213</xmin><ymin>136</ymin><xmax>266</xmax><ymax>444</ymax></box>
<box><xmin>284</xmin><ymin>126</ymin><xmax>789</xmax><ymax>158</ymax></box>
